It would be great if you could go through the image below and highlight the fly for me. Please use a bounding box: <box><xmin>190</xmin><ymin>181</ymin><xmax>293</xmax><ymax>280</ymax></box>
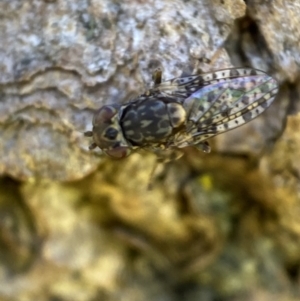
<box><xmin>84</xmin><ymin>68</ymin><xmax>278</xmax><ymax>158</ymax></box>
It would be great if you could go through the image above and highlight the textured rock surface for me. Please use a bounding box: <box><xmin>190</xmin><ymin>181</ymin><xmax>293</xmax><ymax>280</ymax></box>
<box><xmin>0</xmin><ymin>0</ymin><xmax>245</xmax><ymax>181</ymax></box>
<box><xmin>0</xmin><ymin>0</ymin><xmax>299</xmax><ymax>301</ymax></box>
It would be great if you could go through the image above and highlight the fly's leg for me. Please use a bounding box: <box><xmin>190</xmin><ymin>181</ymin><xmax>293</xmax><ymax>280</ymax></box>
<box><xmin>84</xmin><ymin>131</ymin><xmax>93</xmax><ymax>137</ymax></box>
<box><xmin>147</xmin><ymin>161</ymin><xmax>162</xmax><ymax>190</ymax></box>
<box><xmin>193</xmin><ymin>48</ymin><xmax>223</xmax><ymax>74</ymax></box>
<box><xmin>147</xmin><ymin>149</ymin><xmax>183</xmax><ymax>190</ymax></box>
<box><xmin>143</xmin><ymin>67</ymin><xmax>163</xmax><ymax>96</ymax></box>
<box><xmin>152</xmin><ymin>68</ymin><xmax>163</xmax><ymax>86</ymax></box>
<box><xmin>194</xmin><ymin>141</ymin><xmax>211</xmax><ymax>153</ymax></box>
<box><xmin>198</xmin><ymin>57</ymin><xmax>212</xmax><ymax>64</ymax></box>
<box><xmin>84</xmin><ymin>131</ymin><xmax>98</xmax><ymax>150</ymax></box>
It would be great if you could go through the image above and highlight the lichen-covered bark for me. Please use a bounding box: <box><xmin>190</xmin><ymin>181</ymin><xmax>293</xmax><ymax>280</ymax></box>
<box><xmin>0</xmin><ymin>0</ymin><xmax>299</xmax><ymax>301</ymax></box>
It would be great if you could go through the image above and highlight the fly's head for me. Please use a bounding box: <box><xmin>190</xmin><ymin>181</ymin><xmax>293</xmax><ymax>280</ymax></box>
<box><xmin>85</xmin><ymin>105</ymin><xmax>132</xmax><ymax>158</ymax></box>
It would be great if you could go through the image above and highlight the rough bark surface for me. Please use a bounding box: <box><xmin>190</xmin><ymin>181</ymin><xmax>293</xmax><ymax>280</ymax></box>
<box><xmin>0</xmin><ymin>1</ymin><xmax>299</xmax><ymax>301</ymax></box>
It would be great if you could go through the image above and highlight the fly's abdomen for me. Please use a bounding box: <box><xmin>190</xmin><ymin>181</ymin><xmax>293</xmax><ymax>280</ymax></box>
<box><xmin>121</xmin><ymin>99</ymin><xmax>186</xmax><ymax>146</ymax></box>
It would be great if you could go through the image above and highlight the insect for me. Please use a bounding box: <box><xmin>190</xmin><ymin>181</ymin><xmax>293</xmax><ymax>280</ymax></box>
<box><xmin>84</xmin><ymin>68</ymin><xmax>278</xmax><ymax>158</ymax></box>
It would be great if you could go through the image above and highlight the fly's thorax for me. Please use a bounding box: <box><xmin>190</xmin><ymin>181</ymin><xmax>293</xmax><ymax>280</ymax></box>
<box><xmin>120</xmin><ymin>99</ymin><xmax>186</xmax><ymax>146</ymax></box>
<box><xmin>91</xmin><ymin>105</ymin><xmax>131</xmax><ymax>158</ymax></box>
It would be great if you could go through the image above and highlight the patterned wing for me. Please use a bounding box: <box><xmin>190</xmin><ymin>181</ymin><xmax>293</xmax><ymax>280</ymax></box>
<box><xmin>158</xmin><ymin>68</ymin><xmax>278</xmax><ymax>147</ymax></box>
<box><xmin>155</xmin><ymin>68</ymin><xmax>267</xmax><ymax>100</ymax></box>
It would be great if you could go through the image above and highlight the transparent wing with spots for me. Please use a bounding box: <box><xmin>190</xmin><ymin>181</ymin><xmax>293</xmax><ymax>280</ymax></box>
<box><xmin>155</xmin><ymin>68</ymin><xmax>270</xmax><ymax>100</ymax></box>
<box><xmin>156</xmin><ymin>68</ymin><xmax>279</xmax><ymax>147</ymax></box>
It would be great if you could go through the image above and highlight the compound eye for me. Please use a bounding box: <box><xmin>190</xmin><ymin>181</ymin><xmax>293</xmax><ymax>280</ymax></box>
<box><xmin>105</xmin><ymin>147</ymin><xmax>131</xmax><ymax>159</ymax></box>
<box><xmin>104</xmin><ymin>127</ymin><xmax>118</xmax><ymax>140</ymax></box>
<box><xmin>93</xmin><ymin>105</ymin><xmax>117</xmax><ymax>126</ymax></box>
